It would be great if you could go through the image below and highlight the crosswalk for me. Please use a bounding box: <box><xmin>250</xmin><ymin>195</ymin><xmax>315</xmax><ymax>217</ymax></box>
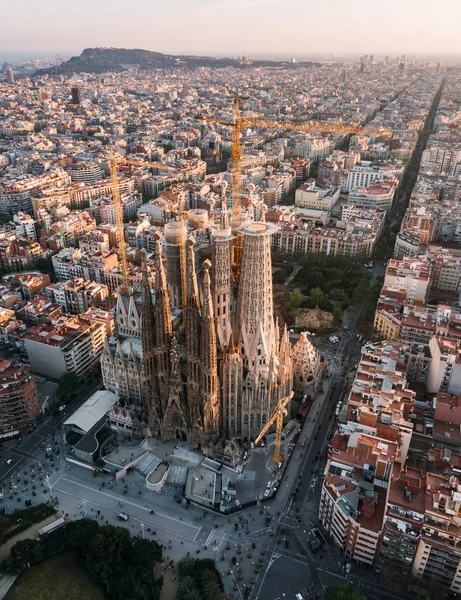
<box><xmin>280</xmin><ymin>512</ymin><xmax>301</xmax><ymax>530</ymax></box>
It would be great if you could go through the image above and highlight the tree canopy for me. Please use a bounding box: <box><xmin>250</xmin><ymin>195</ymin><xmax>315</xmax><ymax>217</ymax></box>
<box><xmin>325</xmin><ymin>582</ymin><xmax>368</xmax><ymax>600</ymax></box>
<box><xmin>57</xmin><ymin>372</ymin><xmax>80</xmax><ymax>399</ymax></box>
<box><xmin>176</xmin><ymin>558</ymin><xmax>226</xmax><ymax>600</ymax></box>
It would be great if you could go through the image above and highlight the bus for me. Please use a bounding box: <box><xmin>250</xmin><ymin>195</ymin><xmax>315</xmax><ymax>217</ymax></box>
<box><xmin>39</xmin><ymin>517</ymin><xmax>66</xmax><ymax>536</ymax></box>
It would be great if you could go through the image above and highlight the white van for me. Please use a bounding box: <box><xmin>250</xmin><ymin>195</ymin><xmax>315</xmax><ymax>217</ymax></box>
<box><xmin>117</xmin><ymin>512</ymin><xmax>129</xmax><ymax>521</ymax></box>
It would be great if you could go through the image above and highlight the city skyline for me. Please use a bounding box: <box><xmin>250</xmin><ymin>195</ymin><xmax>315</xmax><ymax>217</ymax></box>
<box><xmin>2</xmin><ymin>0</ymin><xmax>461</xmax><ymax>57</ymax></box>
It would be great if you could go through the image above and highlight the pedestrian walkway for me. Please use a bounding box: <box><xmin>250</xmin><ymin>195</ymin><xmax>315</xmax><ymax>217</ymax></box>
<box><xmin>280</xmin><ymin>513</ymin><xmax>300</xmax><ymax>529</ymax></box>
<box><xmin>0</xmin><ymin>573</ymin><xmax>18</xmax><ymax>599</ymax></box>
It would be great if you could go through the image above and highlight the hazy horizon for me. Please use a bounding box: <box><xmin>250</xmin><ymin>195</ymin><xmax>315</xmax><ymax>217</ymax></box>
<box><xmin>2</xmin><ymin>0</ymin><xmax>461</xmax><ymax>61</ymax></box>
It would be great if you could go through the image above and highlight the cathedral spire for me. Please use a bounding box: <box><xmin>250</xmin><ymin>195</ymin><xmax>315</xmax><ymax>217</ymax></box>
<box><xmin>200</xmin><ymin>259</ymin><xmax>219</xmax><ymax>435</ymax></box>
<box><xmin>220</xmin><ymin>195</ymin><xmax>230</xmax><ymax>231</ymax></box>
<box><xmin>153</xmin><ymin>232</ymin><xmax>172</xmax><ymax>345</ymax></box>
<box><xmin>149</xmin><ymin>232</ymin><xmax>172</xmax><ymax>426</ymax></box>
<box><xmin>186</xmin><ymin>238</ymin><xmax>200</xmax><ymax>304</ymax></box>
<box><xmin>185</xmin><ymin>238</ymin><xmax>202</xmax><ymax>436</ymax></box>
<box><xmin>140</xmin><ymin>250</ymin><xmax>155</xmax><ymax>420</ymax></box>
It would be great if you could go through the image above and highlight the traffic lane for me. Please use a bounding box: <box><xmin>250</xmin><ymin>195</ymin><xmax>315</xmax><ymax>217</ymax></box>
<box><xmin>255</xmin><ymin>554</ymin><xmax>313</xmax><ymax>600</ymax></box>
<box><xmin>0</xmin><ymin>448</ymin><xmax>23</xmax><ymax>479</ymax></box>
<box><xmin>53</xmin><ymin>476</ymin><xmax>200</xmax><ymax>541</ymax></box>
<box><xmin>16</xmin><ymin>433</ymin><xmax>43</xmax><ymax>455</ymax></box>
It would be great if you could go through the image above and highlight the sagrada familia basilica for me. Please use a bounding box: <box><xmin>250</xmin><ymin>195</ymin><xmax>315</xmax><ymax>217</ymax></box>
<box><xmin>102</xmin><ymin>195</ymin><xmax>322</xmax><ymax>455</ymax></box>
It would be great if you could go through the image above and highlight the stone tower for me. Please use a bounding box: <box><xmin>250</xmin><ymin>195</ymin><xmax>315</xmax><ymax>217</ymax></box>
<box><xmin>185</xmin><ymin>238</ymin><xmax>203</xmax><ymax>444</ymax></box>
<box><xmin>140</xmin><ymin>251</ymin><xmax>155</xmax><ymax>421</ymax></box>
<box><xmin>211</xmin><ymin>197</ymin><xmax>233</xmax><ymax>352</ymax></box>
<box><xmin>163</xmin><ymin>221</ymin><xmax>187</xmax><ymax>309</ymax></box>
<box><xmin>200</xmin><ymin>259</ymin><xmax>220</xmax><ymax>437</ymax></box>
<box><xmin>149</xmin><ymin>232</ymin><xmax>172</xmax><ymax>436</ymax></box>
<box><xmin>220</xmin><ymin>220</ymin><xmax>292</xmax><ymax>441</ymax></box>
<box><xmin>236</xmin><ymin>222</ymin><xmax>278</xmax><ymax>361</ymax></box>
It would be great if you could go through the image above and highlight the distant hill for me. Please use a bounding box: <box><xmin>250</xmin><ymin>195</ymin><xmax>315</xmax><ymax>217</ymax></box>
<box><xmin>36</xmin><ymin>47</ymin><xmax>320</xmax><ymax>76</ymax></box>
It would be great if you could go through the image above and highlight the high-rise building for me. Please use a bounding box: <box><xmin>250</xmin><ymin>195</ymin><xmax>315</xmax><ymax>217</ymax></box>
<box><xmin>71</xmin><ymin>87</ymin><xmax>82</xmax><ymax>104</ymax></box>
<box><xmin>6</xmin><ymin>67</ymin><xmax>15</xmax><ymax>85</ymax></box>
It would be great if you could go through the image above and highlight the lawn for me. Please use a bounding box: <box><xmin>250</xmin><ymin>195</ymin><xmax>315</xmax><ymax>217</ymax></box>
<box><xmin>6</xmin><ymin>551</ymin><xmax>109</xmax><ymax>600</ymax></box>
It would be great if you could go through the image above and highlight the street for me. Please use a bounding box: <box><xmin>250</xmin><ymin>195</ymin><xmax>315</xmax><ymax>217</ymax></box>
<box><xmin>0</xmin><ymin>314</ymin><xmax>390</xmax><ymax>600</ymax></box>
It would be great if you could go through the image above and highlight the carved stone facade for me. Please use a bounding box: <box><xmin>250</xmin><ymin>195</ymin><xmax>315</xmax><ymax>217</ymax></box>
<box><xmin>101</xmin><ymin>337</ymin><xmax>142</xmax><ymax>406</ymax></box>
<box><xmin>219</xmin><ymin>221</ymin><xmax>293</xmax><ymax>441</ymax></box>
<box><xmin>291</xmin><ymin>331</ymin><xmax>322</xmax><ymax>399</ymax></box>
<box><xmin>103</xmin><ymin>200</ymin><xmax>319</xmax><ymax>449</ymax></box>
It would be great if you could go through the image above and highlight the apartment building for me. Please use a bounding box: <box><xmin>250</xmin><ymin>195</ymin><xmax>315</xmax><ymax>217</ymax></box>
<box><xmin>380</xmin><ymin>464</ymin><xmax>425</xmax><ymax>574</ymax></box>
<box><xmin>421</xmin><ymin>146</ymin><xmax>461</xmax><ymax>176</ymax></box>
<box><xmin>52</xmin><ymin>249</ymin><xmax>119</xmax><ymax>284</ymax></box>
<box><xmin>0</xmin><ymin>359</ymin><xmax>41</xmax><ymax>437</ymax></box>
<box><xmin>348</xmin><ymin>179</ymin><xmax>398</xmax><ymax>212</ymax></box>
<box><xmin>412</xmin><ymin>472</ymin><xmax>461</xmax><ymax>594</ymax></box>
<box><xmin>295</xmin><ymin>179</ymin><xmax>340</xmax><ymax>211</ymax></box>
<box><xmin>67</xmin><ymin>161</ymin><xmax>104</xmax><ymax>184</ymax></box>
<box><xmin>426</xmin><ymin>336</ymin><xmax>461</xmax><ymax>396</ymax></box>
<box><xmin>320</xmin><ymin>432</ymin><xmax>397</xmax><ymax>565</ymax></box>
<box><xmin>394</xmin><ymin>229</ymin><xmax>425</xmax><ymax>259</ymax></box>
<box><xmin>383</xmin><ymin>257</ymin><xmax>431</xmax><ymax>306</ymax></box>
<box><xmin>431</xmin><ymin>249</ymin><xmax>461</xmax><ymax>292</ymax></box>
<box><xmin>45</xmin><ymin>278</ymin><xmax>109</xmax><ymax>314</ymax></box>
<box><xmin>320</xmin><ymin>341</ymin><xmax>416</xmax><ymax>565</ymax></box>
<box><xmin>24</xmin><ymin>315</ymin><xmax>107</xmax><ymax>379</ymax></box>
<box><xmin>0</xmin><ymin>169</ymin><xmax>71</xmax><ymax>214</ymax></box>
<box><xmin>13</xmin><ymin>212</ymin><xmax>36</xmax><ymax>240</ymax></box>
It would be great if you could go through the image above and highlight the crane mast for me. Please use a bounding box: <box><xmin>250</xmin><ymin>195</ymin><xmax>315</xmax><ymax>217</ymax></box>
<box><xmin>107</xmin><ymin>147</ymin><xmax>174</xmax><ymax>295</ymax></box>
<box><xmin>254</xmin><ymin>392</ymin><xmax>294</xmax><ymax>464</ymax></box>
<box><xmin>109</xmin><ymin>146</ymin><xmax>129</xmax><ymax>294</ymax></box>
<box><xmin>231</xmin><ymin>97</ymin><xmax>244</xmax><ymax>284</ymax></box>
<box><xmin>201</xmin><ymin>99</ymin><xmax>392</xmax><ymax>286</ymax></box>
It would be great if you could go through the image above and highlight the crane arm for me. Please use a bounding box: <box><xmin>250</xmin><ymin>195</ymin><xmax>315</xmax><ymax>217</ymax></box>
<box><xmin>199</xmin><ymin>115</ymin><xmax>391</xmax><ymax>137</ymax></box>
<box><xmin>123</xmin><ymin>159</ymin><xmax>175</xmax><ymax>171</ymax></box>
<box><xmin>241</xmin><ymin>117</ymin><xmax>392</xmax><ymax>137</ymax></box>
<box><xmin>254</xmin><ymin>408</ymin><xmax>279</xmax><ymax>446</ymax></box>
<box><xmin>254</xmin><ymin>392</ymin><xmax>294</xmax><ymax>445</ymax></box>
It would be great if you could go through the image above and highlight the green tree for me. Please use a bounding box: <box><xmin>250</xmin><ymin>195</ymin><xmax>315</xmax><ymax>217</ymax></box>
<box><xmin>88</xmin><ymin>525</ymin><xmax>132</xmax><ymax>584</ymax></box>
<box><xmin>177</xmin><ymin>557</ymin><xmax>198</xmax><ymax>579</ymax></box>
<box><xmin>333</xmin><ymin>306</ymin><xmax>343</xmax><ymax>323</ymax></box>
<box><xmin>288</xmin><ymin>292</ymin><xmax>303</xmax><ymax>309</ymax></box>
<box><xmin>130</xmin><ymin>537</ymin><xmax>162</xmax><ymax>568</ymax></box>
<box><xmin>201</xmin><ymin>570</ymin><xmax>222</xmax><ymax>600</ymax></box>
<box><xmin>57</xmin><ymin>372</ymin><xmax>80</xmax><ymax>399</ymax></box>
<box><xmin>8</xmin><ymin>539</ymin><xmax>40</xmax><ymax>573</ymax></box>
<box><xmin>66</xmin><ymin>518</ymin><xmax>100</xmax><ymax>553</ymax></box>
<box><xmin>273</xmin><ymin>268</ymin><xmax>288</xmax><ymax>284</ymax></box>
<box><xmin>176</xmin><ymin>576</ymin><xmax>199</xmax><ymax>600</ymax></box>
<box><xmin>311</xmin><ymin>287</ymin><xmax>328</xmax><ymax>308</ymax></box>
<box><xmin>116</xmin><ymin>565</ymin><xmax>161</xmax><ymax>600</ymax></box>
<box><xmin>325</xmin><ymin>582</ymin><xmax>367</xmax><ymax>600</ymax></box>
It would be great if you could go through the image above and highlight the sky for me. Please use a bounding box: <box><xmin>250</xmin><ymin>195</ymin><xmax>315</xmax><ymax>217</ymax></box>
<box><xmin>2</xmin><ymin>0</ymin><xmax>461</xmax><ymax>59</ymax></box>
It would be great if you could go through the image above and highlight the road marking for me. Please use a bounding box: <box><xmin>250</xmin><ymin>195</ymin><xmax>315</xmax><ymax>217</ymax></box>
<box><xmin>54</xmin><ymin>476</ymin><xmax>200</xmax><ymax>534</ymax></box>
<box><xmin>54</xmin><ymin>487</ymin><xmax>200</xmax><ymax>542</ymax></box>
<box><xmin>204</xmin><ymin>529</ymin><xmax>215</xmax><ymax>547</ymax></box>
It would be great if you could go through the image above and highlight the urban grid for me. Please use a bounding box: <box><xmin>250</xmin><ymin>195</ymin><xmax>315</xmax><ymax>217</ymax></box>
<box><xmin>0</xmin><ymin>47</ymin><xmax>460</xmax><ymax>600</ymax></box>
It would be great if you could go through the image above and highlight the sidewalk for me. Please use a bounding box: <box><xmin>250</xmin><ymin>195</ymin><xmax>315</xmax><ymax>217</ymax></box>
<box><xmin>0</xmin><ymin>573</ymin><xmax>18</xmax><ymax>600</ymax></box>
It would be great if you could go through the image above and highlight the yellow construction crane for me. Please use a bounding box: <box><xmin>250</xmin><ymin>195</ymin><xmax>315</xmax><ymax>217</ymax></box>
<box><xmin>201</xmin><ymin>98</ymin><xmax>392</xmax><ymax>280</ymax></box>
<box><xmin>254</xmin><ymin>392</ymin><xmax>294</xmax><ymax>464</ymax></box>
<box><xmin>107</xmin><ymin>147</ymin><xmax>174</xmax><ymax>294</ymax></box>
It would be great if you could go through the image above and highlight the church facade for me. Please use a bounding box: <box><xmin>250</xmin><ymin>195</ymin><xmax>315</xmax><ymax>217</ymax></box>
<box><xmin>102</xmin><ymin>202</ymin><xmax>320</xmax><ymax>452</ymax></box>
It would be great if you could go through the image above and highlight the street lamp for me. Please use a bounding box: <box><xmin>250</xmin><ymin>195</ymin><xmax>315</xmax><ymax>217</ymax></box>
<box><xmin>82</xmin><ymin>499</ymin><xmax>87</xmax><ymax>517</ymax></box>
<box><xmin>140</xmin><ymin>522</ymin><xmax>145</xmax><ymax>539</ymax></box>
